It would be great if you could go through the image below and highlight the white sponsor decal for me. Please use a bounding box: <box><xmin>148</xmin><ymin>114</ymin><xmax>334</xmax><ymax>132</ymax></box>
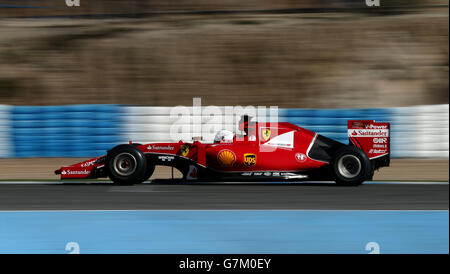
<box><xmin>62</xmin><ymin>169</ymin><xmax>89</xmax><ymax>175</ymax></box>
<box><xmin>263</xmin><ymin>131</ymin><xmax>294</xmax><ymax>148</ymax></box>
<box><xmin>243</xmin><ymin>172</ymin><xmax>305</xmax><ymax>178</ymax></box>
<box><xmin>148</xmin><ymin>145</ymin><xmax>175</xmax><ymax>150</ymax></box>
<box><xmin>295</xmin><ymin>153</ymin><xmax>307</xmax><ymax>163</ymax></box>
<box><xmin>369</xmin><ymin>149</ymin><xmax>387</xmax><ymax>154</ymax></box>
<box><xmin>280</xmin><ymin>172</ymin><xmax>308</xmax><ymax>179</ymax></box>
<box><xmin>158</xmin><ymin>155</ymin><xmax>175</xmax><ymax>162</ymax></box>
<box><xmin>373</xmin><ymin>138</ymin><xmax>388</xmax><ymax>143</ymax></box>
<box><xmin>366</xmin><ymin>124</ymin><xmax>388</xmax><ymax>129</ymax></box>
<box><xmin>348</xmin><ymin>129</ymin><xmax>389</xmax><ymax>137</ymax></box>
<box><xmin>80</xmin><ymin>160</ymin><xmax>96</xmax><ymax>167</ymax></box>
<box><xmin>373</xmin><ymin>144</ymin><xmax>387</xmax><ymax>148</ymax></box>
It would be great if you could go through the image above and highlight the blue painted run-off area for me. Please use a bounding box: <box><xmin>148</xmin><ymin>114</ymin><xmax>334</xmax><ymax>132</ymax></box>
<box><xmin>0</xmin><ymin>210</ymin><xmax>448</xmax><ymax>254</ymax></box>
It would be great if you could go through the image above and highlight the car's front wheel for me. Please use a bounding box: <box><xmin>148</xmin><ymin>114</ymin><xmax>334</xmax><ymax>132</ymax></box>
<box><xmin>331</xmin><ymin>146</ymin><xmax>371</xmax><ymax>186</ymax></box>
<box><xmin>106</xmin><ymin>144</ymin><xmax>148</xmax><ymax>185</ymax></box>
<box><xmin>141</xmin><ymin>164</ymin><xmax>156</xmax><ymax>183</ymax></box>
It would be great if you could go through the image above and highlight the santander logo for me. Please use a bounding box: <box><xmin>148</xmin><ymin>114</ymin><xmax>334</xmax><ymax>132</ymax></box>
<box><xmin>348</xmin><ymin>129</ymin><xmax>389</xmax><ymax>137</ymax></box>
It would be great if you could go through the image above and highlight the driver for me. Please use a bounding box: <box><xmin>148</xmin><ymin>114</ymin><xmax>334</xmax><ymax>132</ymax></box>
<box><xmin>214</xmin><ymin>129</ymin><xmax>234</xmax><ymax>143</ymax></box>
<box><xmin>238</xmin><ymin>115</ymin><xmax>256</xmax><ymax>141</ymax></box>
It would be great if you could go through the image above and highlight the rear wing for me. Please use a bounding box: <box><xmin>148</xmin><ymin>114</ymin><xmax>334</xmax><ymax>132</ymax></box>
<box><xmin>348</xmin><ymin>120</ymin><xmax>390</xmax><ymax>161</ymax></box>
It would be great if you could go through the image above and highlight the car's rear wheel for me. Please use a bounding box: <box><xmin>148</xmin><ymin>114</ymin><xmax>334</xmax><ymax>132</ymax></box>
<box><xmin>331</xmin><ymin>146</ymin><xmax>371</xmax><ymax>186</ymax></box>
<box><xmin>106</xmin><ymin>145</ymin><xmax>148</xmax><ymax>185</ymax></box>
<box><xmin>367</xmin><ymin>161</ymin><xmax>375</xmax><ymax>181</ymax></box>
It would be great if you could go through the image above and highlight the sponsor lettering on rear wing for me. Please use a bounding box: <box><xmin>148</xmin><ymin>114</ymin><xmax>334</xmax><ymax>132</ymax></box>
<box><xmin>348</xmin><ymin>120</ymin><xmax>390</xmax><ymax>160</ymax></box>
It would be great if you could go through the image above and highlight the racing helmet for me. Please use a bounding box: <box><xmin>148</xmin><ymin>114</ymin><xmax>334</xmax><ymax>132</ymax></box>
<box><xmin>214</xmin><ymin>130</ymin><xmax>234</xmax><ymax>143</ymax></box>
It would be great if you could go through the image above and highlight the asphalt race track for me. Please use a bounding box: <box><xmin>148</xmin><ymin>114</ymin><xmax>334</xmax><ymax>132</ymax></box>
<box><xmin>0</xmin><ymin>180</ymin><xmax>447</xmax><ymax>210</ymax></box>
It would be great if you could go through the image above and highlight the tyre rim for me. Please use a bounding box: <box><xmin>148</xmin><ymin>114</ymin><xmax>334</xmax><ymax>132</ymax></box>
<box><xmin>337</xmin><ymin>155</ymin><xmax>361</xmax><ymax>179</ymax></box>
<box><xmin>113</xmin><ymin>152</ymin><xmax>137</xmax><ymax>176</ymax></box>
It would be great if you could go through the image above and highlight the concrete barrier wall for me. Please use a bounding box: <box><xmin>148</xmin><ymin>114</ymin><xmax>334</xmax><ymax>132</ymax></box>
<box><xmin>0</xmin><ymin>104</ymin><xmax>448</xmax><ymax>158</ymax></box>
<box><xmin>7</xmin><ymin>105</ymin><xmax>122</xmax><ymax>158</ymax></box>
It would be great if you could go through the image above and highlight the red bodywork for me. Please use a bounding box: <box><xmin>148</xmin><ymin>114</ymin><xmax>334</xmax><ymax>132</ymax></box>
<box><xmin>56</xmin><ymin>120</ymin><xmax>390</xmax><ymax>180</ymax></box>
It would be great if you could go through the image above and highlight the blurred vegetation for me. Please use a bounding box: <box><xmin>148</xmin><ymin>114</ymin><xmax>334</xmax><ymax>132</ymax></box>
<box><xmin>0</xmin><ymin>2</ymin><xmax>448</xmax><ymax>108</ymax></box>
<box><xmin>0</xmin><ymin>79</ymin><xmax>18</xmax><ymax>98</ymax></box>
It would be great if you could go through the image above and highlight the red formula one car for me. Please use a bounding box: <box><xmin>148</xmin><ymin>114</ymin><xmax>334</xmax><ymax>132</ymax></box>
<box><xmin>55</xmin><ymin>116</ymin><xmax>390</xmax><ymax>186</ymax></box>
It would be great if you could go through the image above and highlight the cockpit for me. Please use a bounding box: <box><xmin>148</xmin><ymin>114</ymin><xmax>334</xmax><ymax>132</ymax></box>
<box><xmin>213</xmin><ymin>130</ymin><xmax>234</xmax><ymax>143</ymax></box>
<box><xmin>213</xmin><ymin>115</ymin><xmax>257</xmax><ymax>143</ymax></box>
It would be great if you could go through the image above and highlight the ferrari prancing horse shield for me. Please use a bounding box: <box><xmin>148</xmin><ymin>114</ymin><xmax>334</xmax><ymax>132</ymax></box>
<box><xmin>262</xmin><ymin>129</ymin><xmax>271</xmax><ymax>141</ymax></box>
<box><xmin>180</xmin><ymin>145</ymin><xmax>190</xmax><ymax>157</ymax></box>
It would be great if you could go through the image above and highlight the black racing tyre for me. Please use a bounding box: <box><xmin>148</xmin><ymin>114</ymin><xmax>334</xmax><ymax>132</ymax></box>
<box><xmin>331</xmin><ymin>146</ymin><xmax>371</xmax><ymax>186</ymax></box>
<box><xmin>141</xmin><ymin>164</ymin><xmax>156</xmax><ymax>182</ymax></box>
<box><xmin>131</xmin><ymin>143</ymin><xmax>156</xmax><ymax>183</ymax></box>
<box><xmin>106</xmin><ymin>144</ymin><xmax>148</xmax><ymax>185</ymax></box>
<box><xmin>367</xmin><ymin>161</ymin><xmax>375</xmax><ymax>181</ymax></box>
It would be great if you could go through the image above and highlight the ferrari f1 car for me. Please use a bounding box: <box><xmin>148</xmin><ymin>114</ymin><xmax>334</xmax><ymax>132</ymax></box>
<box><xmin>55</xmin><ymin>116</ymin><xmax>390</xmax><ymax>186</ymax></box>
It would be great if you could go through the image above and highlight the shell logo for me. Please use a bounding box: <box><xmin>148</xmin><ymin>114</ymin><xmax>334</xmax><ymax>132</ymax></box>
<box><xmin>217</xmin><ymin>150</ymin><xmax>236</xmax><ymax>167</ymax></box>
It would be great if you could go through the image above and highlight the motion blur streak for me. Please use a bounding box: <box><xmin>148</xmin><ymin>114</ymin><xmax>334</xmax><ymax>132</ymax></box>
<box><xmin>0</xmin><ymin>210</ymin><xmax>447</xmax><ymax>254</ymax></box>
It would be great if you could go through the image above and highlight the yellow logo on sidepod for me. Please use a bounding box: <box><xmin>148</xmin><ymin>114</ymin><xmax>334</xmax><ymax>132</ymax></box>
<box><xmin>262</xmin><ymin>129</ymin><xmax>271</xmax><ymax>141</ymax></box>
<box><xmin>217</xmin><ymin>150</ymin><xmax>236</xmax><ymax>167</ymax></box>
<box><xmin>244</xmin><ymin>153</ymin><xmax>257</xmax><ymax>167</ymax></box>
<box><xmin>180</xmin><ymin>145</ymin><xmax>190</xmax><ymax>157</ymax></box>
